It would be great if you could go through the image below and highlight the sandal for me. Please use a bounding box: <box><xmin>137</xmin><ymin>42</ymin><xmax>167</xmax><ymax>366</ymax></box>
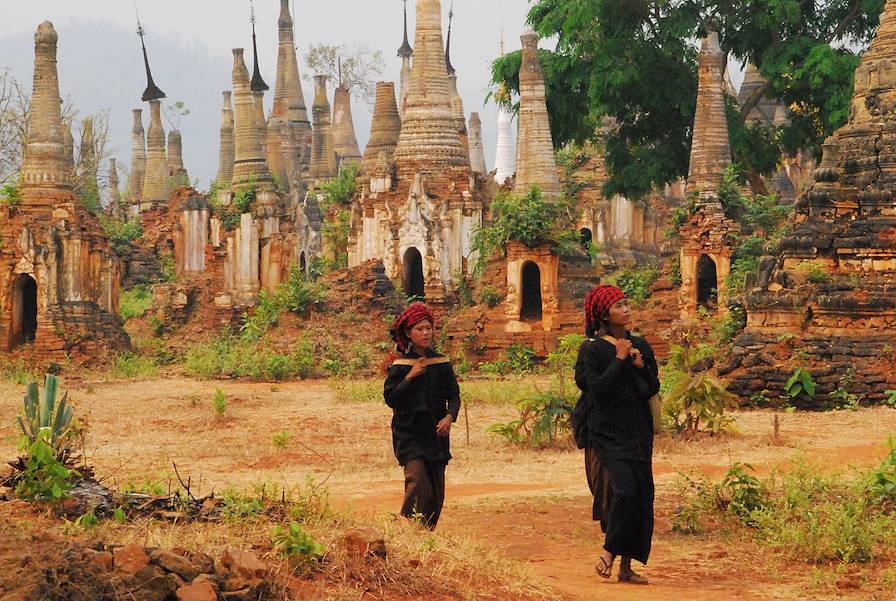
<box><xmin>594</xmin><ymin>555</ymin><xmax>613</xmax><ymax>579</ymax></box>
<box><xmin>618</xmin><ymin>568</ymin><xmax>649</xmax><ymax>585</ymax></box>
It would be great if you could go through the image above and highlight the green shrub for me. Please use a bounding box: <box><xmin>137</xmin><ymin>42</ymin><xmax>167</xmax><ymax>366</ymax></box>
<box><xmin>220</xmin><ymin>489</ymin><xmax>263</xmax><ymax>521</ymax></box>
<box><xmin>828</xmin><ymin>369</ymin><xmax>863</xmax><ymax>410</ymax></box>
<box><xmin>212</xmin><ymin>389</ymin><xmax>227</xmax><ymax>417</ymax></box>
<box><xmin>119</xmin><ymin>285</ymin><xmax>153</xmax><ymax>321</ymax></box>
<box><xmin>785</xmin><ymin>367</ymin><xmax>816</xmax><ymax>404</ymax></box>
<box><xmin>479</xmin><ymin>286</ymin><xmax>502</xmax><ymax>308</ymax></box>
<box><xmin>797</xmin><ymin>261</ymin><xmax>831</xmax><ymax>284</ymax></box>
<box><xmin>15</xmin><ymin>430</ymin><xmax>76</xmax><ymax>503</ymax></box>
<box><xmin>868</xmin><ymin>439</ymin><xmax>896</xmax><ymax>502</ymax></box>
<box><xmin>112</xmin><ymin>352</ymin><xmax>158</xmax><ymax>379</ymax></box>
<box><xmin>0</xmin><ymin>182</ymin><xmax>22</xmax><ymax>210</ymax></box>
<box><xmin>271</xmin><ymin>521</ymin><xmax>325</xmax><ymax>562</ymax></box>
<box><xmin>662</xmin><ymin>342</ymin><xmax>738</xmax><ymax>435</ymax></box>
<box><xmin>272</xmin><ymin>431</ymin><xmax>291</xmax><ymax>449</ymax></box>
<box><xmin>470</xmin><ymin>187</ymin><xmax>579</xmax><ymax>275</ymax></box>
<box><xmin>675</xmin><ymin>455</ymin><xmax>896</xmax><ymax>564</ymax></box>
<box><xmin>159</xmin><ymin>252</ymin><xmax>176</xmax><ymax>282</ymax></box>
<box><xmin>279</xmin><ymin>266</ymin><xmax>326</xmax><ymax>317</ymax></box>
<box><xmin>99</xmin><ymin>216</ymin><xmax>143</xmax><ymax>256</ymax></box>
<box><xmin>486</xmin><ymin>391</ymin><xmax>574</xmax><ymax>447</ymax></box>
<box><xmin>605</xmin><ymin>265</ymin><xmax>660</xmax><ymax>305</ymax></box>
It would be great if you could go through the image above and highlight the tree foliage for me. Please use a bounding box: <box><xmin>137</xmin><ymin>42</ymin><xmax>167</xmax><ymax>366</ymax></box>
<box><xmin>470</xmin><ymin>187</ymin><xmax>579</xmax><ymax>275</ymax></box>
<box><xmin>304</xmin><ymin>43</ymin><xmax>384</xmax><ymax>107</ymax></box>
<box><xmin>492</xmin><ymin>0</ymin><xmax>885</xmax><ymax>198</ymax></box>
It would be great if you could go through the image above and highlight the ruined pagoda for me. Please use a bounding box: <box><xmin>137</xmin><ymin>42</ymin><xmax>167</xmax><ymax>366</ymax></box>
<box><xmin>360</xmin><ymin>81</ymin><xmax>402</xmax><ymax>177</ymax></box>
<box><xmin>310</xmin><ymin>74</ymin><xmax>338</xmax><ymax>181</ymax></box>
<box><xmin>0</xmin><ymin>21</ymin><xmax>128</xmax><ymax>360</ymax></box>
<box><xmin>129</xmin><ymin>108</ymin><xmax>146</xmax><ymax>212</ymax></box>
<box><xmin>332</xmin><ymin>64</ymin><xmax>363</xmax><ymax>167</ymax></box>
<box><xmin>678</xmin><ymin>31</ymin><xmax>740</xmax><ymax>316</ymax></box>
<box><xmin>514</xmin><ymin>28</ymin><xmax>560</xmax><ymax>199</ymax></box>
<box><xmin>727</xmin><ymin>0</ymin><xmax>896</xmax><ymax>405</ymax></box>
<box><xmin>349</xmin><ymin>0</ymin><xmax>482</xmax><ymax>302</ymax></box>
<box><xmin>216</xmin><ymin>91</ymin><xmax>235</xmax><ymax>193</ymax></box>
<box><xmin>271</xmin><ymin>0</ymin><xmax>312</xmax><ymax>185</ymax></box>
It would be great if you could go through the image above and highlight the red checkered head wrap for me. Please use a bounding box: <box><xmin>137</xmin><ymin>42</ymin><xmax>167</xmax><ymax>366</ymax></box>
<box><xmin>584</xmin><ymin>284</ymin><xmax>625</xmax><ymax>337</ymax></box>
<box><xmin>389</xmin><ymin>302</ymin><xmax>435</xmax><ymax>352</ymax></box>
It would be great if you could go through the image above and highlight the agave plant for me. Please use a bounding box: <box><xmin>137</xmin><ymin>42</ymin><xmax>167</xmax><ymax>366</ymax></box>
<box><xmin>17</xmin><ymin>374</ymin><xmax>74</xmax><ymax>454</ymax></box>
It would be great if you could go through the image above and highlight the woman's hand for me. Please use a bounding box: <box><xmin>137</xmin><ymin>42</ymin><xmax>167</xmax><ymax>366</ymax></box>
<box><xmin>405</xmin><ymin>358</ymin><xmax>428</xmax><ymax>381</ymax></box>
<box><xmin>630</xmin><ymin>348</ymin><xmax>645</xmax><ymax>369</ymax></box>
<box><xmin>615</xmin><ymin>338</ymin><xmax>633</xmax><ymax>360</ymax></box>
<box><xmin>436</xmin><ymin>415</ymin><xmax>453</xmax><ymax>437</ymax></box>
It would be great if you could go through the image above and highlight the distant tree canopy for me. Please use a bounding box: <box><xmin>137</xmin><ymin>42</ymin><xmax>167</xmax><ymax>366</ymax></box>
<box><xmin>492</xmin><ymin>0</ymin><xmax>885</xmax><ymax>199</ymax></box>
<box><xmin>304</xmin><ymin>43</ymin><xmax>384</xmax><ymax>107</ymax></box>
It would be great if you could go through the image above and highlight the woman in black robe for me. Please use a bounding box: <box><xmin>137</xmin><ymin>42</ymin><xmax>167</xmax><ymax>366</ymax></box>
<box><xmin>573</xmin><ymin>284</ymin><xmax>660</xmax><ymax>584</ymax></box>
<box><xmin>383</xmin><ymin>303</ymin><xmax>460</xmax><ymax>530</ymax></box>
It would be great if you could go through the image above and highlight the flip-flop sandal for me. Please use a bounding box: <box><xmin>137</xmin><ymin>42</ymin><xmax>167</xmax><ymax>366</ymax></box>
<box><xmin>595</xmin><ymin>556</ymin><xmax>613</xmax><ymax>579</ymax></box>
<box><xmin>618</xmin><ymin>569</ymin><xmax>649</xmax><ymax>585</ymax></box>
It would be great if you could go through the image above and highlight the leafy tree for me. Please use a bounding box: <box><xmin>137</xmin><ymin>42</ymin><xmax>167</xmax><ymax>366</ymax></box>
<box><xmin>304</xmin><ymin>43</ymin><xmax>384</xmax><ymax>107</ymax></box>
<box><xmin>492</xmin><ymin>0</ymin><xmax>885</xmax><ymax>198</ymax></box>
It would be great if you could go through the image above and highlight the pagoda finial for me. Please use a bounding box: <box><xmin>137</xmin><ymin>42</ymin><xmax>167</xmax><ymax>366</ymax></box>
<box><xmin>249</xmin><ymin>0</ymin><xmax>269</xmax><ymax>92</ymax></box>
<box><xmin>445</xmin><ymin>1</ymin><xmax>456</xmax><ymax>75</ymax></box>
<box><xmin>134</xmin><ymin>1</ymin><xmax>165</xmax><ymax>101</ymax></box>
<box><xmin>398</xmin><ymin>0</ymin><xmax>413</xmax><ymax>58</ymax></box>
<box><xmin>338</xmin><ymin>56</ymin><xmax>343</xmax><ymax>88</ymax></box>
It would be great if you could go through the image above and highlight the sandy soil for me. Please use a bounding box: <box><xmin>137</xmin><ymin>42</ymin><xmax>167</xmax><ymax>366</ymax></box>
<box><xmin>1</xmin><ymin>375</ymin><xmax>894</xmax><ymax>600</ymax></box>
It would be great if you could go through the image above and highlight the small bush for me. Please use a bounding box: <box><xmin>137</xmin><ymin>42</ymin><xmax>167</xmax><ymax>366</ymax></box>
<box><xmin>479</xmin><ymin>286</ymin><xmax>502</xmax><ymax>308</ymax></box>
<box><xmin>828</xmin><ymin>368</ymin><xmax>863</xmax><ymax>411</ymax></box>
<box><xmin>99</xmin><ymin>216</ymin><xmax>143</xmax><ymax>257</ymax></box>
<box><xmin>112</xmin><ymin>352</ymin><xmax>158</xmax><ymax>379</ymax></box>
<box><xmin>159</xmin><ymin>252</ymin><xmax>176</xmax><ymax>282</ymax></box>
<box><xmin>119</xmin><ymin>285</ymin><xmax>153</xmax><ymax>321</ymax></box>
<box><xmin>605</xmin><ymin>265</ymin><xmax>660</xmax><ymax>305</ymax></box>
<box><xmin>0</xmin><ymin>182</ymin><xmax>22</xmax><ymax>210</ymax></box>
<box><xmin>272</xmin><ymin>431</ymin><xmax>291</xmax><ymax>449</ymax></box>
<box><xmin>797</xmin><ymin>261</ymin><xmax>831</xmax><ymax>284</ymax></box>
<box><xmin>212</xmin><ymin>389</ymin><xmax>228</xmax><ymax>417</ymax></box>
<box><xmin>486</xmin><ymin>391</ymin><xmax>574</xmax><ymax>447</ymax></box>
<box><xmin>271</xmin><ymin>521</ymin><xmax>325</xmax><ymax>562</ymax></box>
<box><xmin>15</xmin><ymin>430</ymin><xmax>76</xmax><ymax>503</ymax></box>
<box><xmin>785</xmin><ymin>367</ymin><xmax>816</xmax><ymax>404</ymax></box>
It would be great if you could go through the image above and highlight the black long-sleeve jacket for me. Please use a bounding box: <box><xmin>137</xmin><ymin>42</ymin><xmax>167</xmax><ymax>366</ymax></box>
<box><xmin>384</xmin><ymin>349</ymin><xmax>461</xmax><ymax>466</ymax></box>
<box><xmin>574</xmin><ymin>334</ymin><xmax>660</xmax><ymax>463</ymax></box>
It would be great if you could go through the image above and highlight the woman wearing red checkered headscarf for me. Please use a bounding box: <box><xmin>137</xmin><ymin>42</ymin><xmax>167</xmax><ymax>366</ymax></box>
<box><xmin>571</xmin><ymin>285</ymin><xmax>660</xmax><ymax>584</ymax></box>
<box><xmin>383</xmin><ymin>303</ymin><xmax>460</xmax><ymax>530</ymax></box>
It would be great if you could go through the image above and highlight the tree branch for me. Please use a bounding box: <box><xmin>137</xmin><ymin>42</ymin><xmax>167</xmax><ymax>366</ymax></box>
<box><xmin>739</xmin><ymin>80</ymin><xmax>773</xmax><ymax>121</ymax></box>
<box><xmin>827</xmin><ymin>0</ymin><xmax>862</xmax><ymax>43</ymax></box>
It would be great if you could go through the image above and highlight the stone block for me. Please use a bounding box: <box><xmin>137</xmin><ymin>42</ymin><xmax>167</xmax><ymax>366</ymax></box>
<box><xmin>341</xmin><ymin>527</ymin><xmax>387</xmax><ymax>559</ymax></box>
<box><xmin>176</xmin><ymin>580</ymin><xmax>218</xmax><ymax>601</ymax></box>
<box><xmin>114</xmin><ymin>544</ymin><xmax>150</xmax><ymax>575</ymax></box>
<box><xmin>151</xmin><ymin>548</ymin><xmax>200</xmax><ymax>582</ymax></box>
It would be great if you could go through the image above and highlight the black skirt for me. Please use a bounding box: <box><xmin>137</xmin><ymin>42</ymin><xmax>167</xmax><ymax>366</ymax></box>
<box><xmin>601</xmin><ymin>459</ymin><xmax>654</xmax><ymax>565</ymax></box>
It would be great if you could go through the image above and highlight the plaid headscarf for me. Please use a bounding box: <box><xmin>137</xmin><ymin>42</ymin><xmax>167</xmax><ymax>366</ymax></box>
<box><xmin>389</xmin><ymin>302</ymin><xmax>435</xmax><ymax>353</ymax></box>
<box><xmin>584</xmin><ymin>284</ymin><xmax>625</xmax><ymax>337</ymax></box>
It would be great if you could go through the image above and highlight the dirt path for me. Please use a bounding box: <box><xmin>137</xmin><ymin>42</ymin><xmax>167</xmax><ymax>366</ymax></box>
<box><xmin>1</xmin><ymin>376</ymin><xmax>893</xmax><ymax>600</ymax></box>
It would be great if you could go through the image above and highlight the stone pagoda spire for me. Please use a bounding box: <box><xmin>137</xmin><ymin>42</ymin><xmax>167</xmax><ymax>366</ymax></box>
<box><xmin>310</xmin><ymin>74</ymin><xmax>338</xmax><ymax>180</ymax></box>
<box><xmin>445</xmin><ymin>4</ymin><xmax>468</xmax><ymax>154</ymax></box>
<box><xmin>19</xmin><ymin>21</ymin><xmax>72</xmax><ymax>198</ymax></box>
<box><xmin>393</xmin><ymin>0</ymin><xmax>469</xmax><ymax>172</ymax></box>
<box><xmin>231</xmin><ymin>48</ymin><xmax>273</xmax><ymax>192</ymax></box>
<box><xmin>266</xmin><ymin>115</ymin><xmax>289</xmax><ymax>191</ymax></box>
<box><xmin>397</xmin><ymin>0</ymin><xmax>414</xmax><ymax>117</ymax></box>
<box><xmin>216</xmin><ymin>91</ymin><xmax>235</xmax><ymax>189</ymax></box>
<box><xmin>137</xmin><ymin>13</ymin><xmax>165</xmax><ymax>102</ymax></box>
<box><xmin>333</xmin><ymin>62</ymin><xmax>363</xmax><ymax>166</ymax></box>
<box><xmin>686</xmin><ymin>31</ymin><xmax>732</xmax><ymax>200</ymax></box>
<box><xmin>140</xmin><ymin>99</ymin><xmax>169</xmax><ymax>207</ymax></box>
<box><xmin>249</xmin><ymin>0</ymin><xmax>268</xmax><ymax>94</ymax></box>
<box><xmin>108</xmin><ymin>157</ymin><xmax>121</xmax><ymax>210</ymax></box>
<box><xmin>514</xmin><ymin>28</ymin><xmax>560</xmax><ymax>199</ymax></box>
<box><xmin>167</xmin><ymin>129</ymin><xmax>189</xmax><ymax>188</ymax></box>
<box><xmin>737</xmin><ymin>62</ymin><xmax>780</xmax><ymax>126</ymax></box>
<box><xmin>62</xmin><ymin>120</ymin><xmax>75</xmax><ymax>174</ymax></box>
<box><xmin>129</xmin><ymin>109</ymin><xmax>146</xmax><ymax>203</ymax></box>
<box><xmin>76</xmin><ymin>117</ymin><xmax>99</xmax><ymax>203</ymax></box>
<box><xmin>468</xmin><ymin>112</ymin><xmax>488</xmax><ymax>176</ymax></box>
<box><xmin>361</xmin><ymin>81</ymin><xmax>403</xmax><ymax>176</ymax></box>
<box><xmin>273</xmin><ymin>0</ymin><xmax>309</xmax><ymax>123</ymax></box>
<box><xmin>836</xmin><ymin>0</ymin><xmax>896</xmax><ymax>191</ymax></box>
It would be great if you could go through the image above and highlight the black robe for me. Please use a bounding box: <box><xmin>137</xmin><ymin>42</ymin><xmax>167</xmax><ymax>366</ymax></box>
<box><xmin>573</xmin><ymin>333</ymin><xmax>660</xmax><ymax>564</ymax></box>
<box><xmin>384</xmin><ymin>349</ymin><xmax>461</xmax><ymax>466</ymax></box>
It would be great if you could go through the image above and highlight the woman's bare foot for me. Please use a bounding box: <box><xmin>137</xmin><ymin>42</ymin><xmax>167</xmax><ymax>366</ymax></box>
<box><xmin>617</xmin><ymin>556</ymin><xmax>648</xmax><ymax>585</ymax></box>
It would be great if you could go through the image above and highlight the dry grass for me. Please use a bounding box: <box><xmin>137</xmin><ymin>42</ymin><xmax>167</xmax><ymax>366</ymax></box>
<box><xmin>1</xmin><ymin>375</ymin><xmax>895</xmax><ymax>600</ymax></box>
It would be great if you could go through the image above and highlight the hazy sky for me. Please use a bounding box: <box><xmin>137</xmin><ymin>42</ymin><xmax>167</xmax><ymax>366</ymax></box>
<box><xmin>0</xmin><ymin>0</ymin><xmax>534</xmax><ymax>189</ymax></box>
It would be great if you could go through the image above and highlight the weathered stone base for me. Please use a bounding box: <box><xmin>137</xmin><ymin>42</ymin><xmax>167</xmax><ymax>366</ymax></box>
<box><xmin>724</xmin><ymin>330</ymin><xmax>896</xmax><ymax>408</ymax></box>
